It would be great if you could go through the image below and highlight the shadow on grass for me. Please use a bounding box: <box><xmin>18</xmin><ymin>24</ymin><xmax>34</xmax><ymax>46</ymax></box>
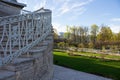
<box><xmin>54</xmin><ymin>54</ymin><xmax>120</xmax><ymax>80</ymax></box>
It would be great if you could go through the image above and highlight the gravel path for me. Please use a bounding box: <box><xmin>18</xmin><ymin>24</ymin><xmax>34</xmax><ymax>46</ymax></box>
<box><xmin>53</xmin><ymin>65</ymin><xmax>112</xmax><ymax>80</ymax></box>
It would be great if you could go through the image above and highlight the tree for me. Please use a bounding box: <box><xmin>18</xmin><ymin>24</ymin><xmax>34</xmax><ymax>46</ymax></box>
<box><xmin>78</xmin><ymin>26</ymin><xmax>84</xmax><ymax>43</ymax></box>
<box><xmin>64</xmin><ymin>25</ymin><xmax>71</xmax><ymax>39</ymax></box>
<box><xmin>69</xmin><ymin>26</ymin><xmax>77</xmax><ymax>42</ymax></box>
<box><xmin>88</xmin><ymin>42</ymin><xmax>94</xmax><ymax>48</ymax></box>
<box><xmin>64</xmin><ymin>25</ymin><xmax>90</xmax><ymax>47</ymax></box>
<box><xmin>53</xmin><ymin>28</ymin><xmax>58</xmax><ymax>39</ymax></box>
<box><xmin>97</xmin><ymin>26</ymin><xmax>113</xmax><ymax>42</ymax></box>
<box><xmin>117</xmin><ymin>32</ymin><xmax>120</xmax><ymax>41</ymax></box>
<box><xmin>57</xmin><ymin>42</ymin><xmax>65</xmax><ymax>49</ymax></box>
<box><xmin>116</xmin><ymin>32</ymin><xmax>120</xmax><ymax>50</ymax></box>
<box><xmin>90</xmin><ymin>24</ymin><xmax>99</xmax><ymax>44</ymax></box>
<box><xmin>83</xmin><ymin>27</ymin><xmax>89</xmax><ymax>44</ymax></box>
<box><xmin>97</xmin><ymin>25</ymin><xmax>113</xmax><ymax>49</ymax></box>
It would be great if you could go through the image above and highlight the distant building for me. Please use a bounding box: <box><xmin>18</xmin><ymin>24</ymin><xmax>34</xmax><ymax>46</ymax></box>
<box><xmin>59</xmin><ymin>32</ymin><xmax>64</xmax><ymax>38</ymax></box>
<box><xmin>0</xmin><ymin>0</ymin><xmax>26</xmax><ymax>17</ymax></box>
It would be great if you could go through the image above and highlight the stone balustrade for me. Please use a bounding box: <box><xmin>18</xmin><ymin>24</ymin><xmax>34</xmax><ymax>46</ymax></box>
<box><xmin>0</xmin><ymin>8</ymin><xmax>53</xmax><ymax>80</ymax></box>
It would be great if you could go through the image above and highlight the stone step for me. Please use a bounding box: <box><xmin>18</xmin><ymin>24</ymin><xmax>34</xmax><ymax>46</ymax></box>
<box><xmin>28</xmin><ymin>46</ymin><xmax>47</xmax><ymax>53</ymax></box>
<box><xmin>0</xmin><ymin>46</ymin><xmax>47</xmax><ymax>57</ymax></box>
<box><xmin>2</xmin><ymin>57</ymin><xmax>35</xmax><ymax>80</ymax></box>
<box><xmin>4</xmin><ymin>57</ymin><xmax>34</xmax><ymax>72</ymax></box>
<box><xmin>0</xmin><ymin>70</ymin><xmax>15</xmax><ymax>80</ymax></box>
<box><xmin>20</xmin><ymin>46</ymin><xmax>47</xmax><ymax>58</ymax></box>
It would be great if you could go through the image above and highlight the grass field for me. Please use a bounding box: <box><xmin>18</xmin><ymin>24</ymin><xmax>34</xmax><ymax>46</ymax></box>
<box><xmin>53</xmin><ymin>50</ymin><xmax>120</xmax><ymax>80</ymax></box>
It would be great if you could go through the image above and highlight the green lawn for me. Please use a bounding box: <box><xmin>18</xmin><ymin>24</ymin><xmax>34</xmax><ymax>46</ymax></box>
<box><xmin>54</xmin><ymin>51</ymin><xmax>120</xmax><ymax>80</ymax></box>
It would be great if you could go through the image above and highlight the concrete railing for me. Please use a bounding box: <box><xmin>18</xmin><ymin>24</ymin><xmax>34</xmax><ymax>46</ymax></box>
<box><xmin>0</xmin><ymin>8</ymin><xmax>52</xmax><ymax>66</ymax></box>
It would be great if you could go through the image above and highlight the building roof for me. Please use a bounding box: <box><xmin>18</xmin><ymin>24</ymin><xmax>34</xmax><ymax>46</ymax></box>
<box><xmin>1</xmin><ymin>0</ymin><xmax>26</xmax><ymax>8</ymax></box>
<box><xmin>34</xmin><ymin>7</ymin><xmax>51</xmax><ymax>13</ymax></box>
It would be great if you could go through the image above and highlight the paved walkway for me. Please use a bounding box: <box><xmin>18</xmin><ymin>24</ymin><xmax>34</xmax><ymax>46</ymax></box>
<box><xmin>53</xmin><ymin>65</ymin><xmax>112</xmax><ymax>80</ymax></box>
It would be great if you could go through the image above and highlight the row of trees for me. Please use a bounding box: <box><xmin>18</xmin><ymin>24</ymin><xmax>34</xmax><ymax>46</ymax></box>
<box><xmin>54</xmin><ymin>24</ymin><xmax>120</xmax><ymax>50</ymax></box>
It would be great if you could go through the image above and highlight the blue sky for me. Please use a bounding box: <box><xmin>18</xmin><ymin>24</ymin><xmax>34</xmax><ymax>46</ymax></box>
<box><xmin>18</xmin><ymin>0</ymin><xmax>120</xmax><ymax>33</ymax></box>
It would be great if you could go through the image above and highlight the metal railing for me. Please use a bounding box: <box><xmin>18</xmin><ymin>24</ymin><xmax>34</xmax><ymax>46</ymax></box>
<box><xmin>0</xmin><ymin>8</ymin><xmax>52</xmax><ymax>66</ymax></box>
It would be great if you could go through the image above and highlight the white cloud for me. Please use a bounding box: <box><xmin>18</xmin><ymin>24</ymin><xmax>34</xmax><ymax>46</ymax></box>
<box><xmin>89</xmin><ymin>0</ymin><xmax>94</xmax><ymax>2</ymax></box>
<box><xmin>18</xmin><ymin>0</ymin><xmax>94</xmax><ymax>17</ymax></box>
<box><xmin>110</xmin><ymin>18</ymin><xmax>120</xmax><ymax>22</ymax></box>
<box><xmin>18</xmin><ymin>0</ymin><xmax>27</xmax><ymax>4</ymax></box>
<box><xmin>73</xmin><ymin>7</ymin><xmax>86</xmax><ymax>15</ymax></box>
<box><xmin>109</xmin><ymin>24</ymin><xmax>120</xmax><ymax>33</ymax></box>
<box><xmin>56</xmin><ymin>0</ymin><xmax>94</xmax><ymax>17</ymax></box>
<box><xmin>33</xmin><ymin>0</ymin><xmax>47</xmax><ymax>10</ymax></box>
<box><xmin>67</xmin><ymin>7</ymin><xmax>86</xmax><ymax>20</ymax></box>
<box><xmin>53</xmin><ymin>23</ymin><xmax>66</xmax><ymax>32</ymax></box>
<box><xmin>18</xmin><ymin>0</ymin><xmax>46</xmax><ymax>11</ymax></box>
<box><xmin>53</xmin><ymin>0</ymin><xmax>68</xmax><ymax>3</ymax></box>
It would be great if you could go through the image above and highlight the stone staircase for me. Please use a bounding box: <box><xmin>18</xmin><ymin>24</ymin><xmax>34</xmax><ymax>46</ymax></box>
<box><xmin>0</xmin><ymin>8</ymin><xmax>53</xmax><ymax>80</ymax></box>
<box><xmin>0</xmin><ymin>34</ymin><xmax>53</xmax><ymax>80</ymax></box>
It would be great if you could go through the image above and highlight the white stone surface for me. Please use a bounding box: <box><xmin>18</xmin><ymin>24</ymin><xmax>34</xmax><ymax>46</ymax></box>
<box><xmin>53</xmin><ymin>65</ymin><xmax>112</xmax><ymax>80</ymax></box>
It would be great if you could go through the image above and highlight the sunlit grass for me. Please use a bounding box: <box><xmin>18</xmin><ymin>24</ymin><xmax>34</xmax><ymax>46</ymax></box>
<box><xmin>54</xmin><ymin>51</ymin><xmax>120</xmax><ymax>80</ymax></box>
